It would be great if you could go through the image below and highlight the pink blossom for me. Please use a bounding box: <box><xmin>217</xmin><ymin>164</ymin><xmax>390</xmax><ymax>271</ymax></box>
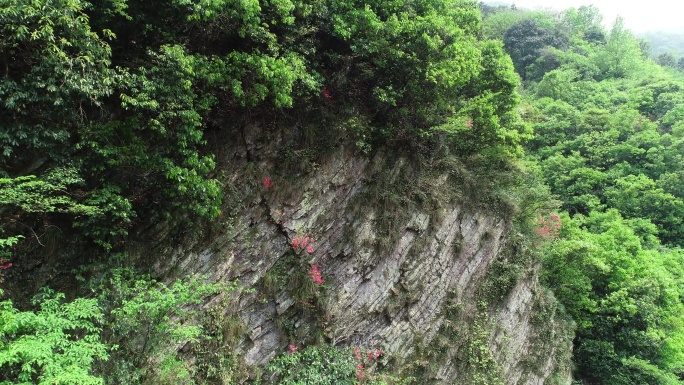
<box><xmin>309</xmin><ymin>264</ymin><xmax>324</xmax><ymax>284</ymax></box>
<box><xmin>0</xmin><ymin>259</ymin><xmax>11</xmax><ymax>284</ymax></box>
<box><xmin>356</xmin><ymin>363</ymin><xmax>365</xmax><ymax>379</ymax></box>
<box><xmin>288</xmin><ymin>344</ymin><xmax>298</xmax><ymax>354</ymax></box>
<box><xmin>291</xmin><ymin>234</ymin><xmax>315</xmax><ymax>252</ymax></box>
<box><xmin>533</xmin><ymin>214</ymin><xmax>562</xmax><ymax>242</ymax></box>
<box><xmin>263</xmin><ymin>177</ymin><xmax>273</xmax><ymax>188</ymax></box>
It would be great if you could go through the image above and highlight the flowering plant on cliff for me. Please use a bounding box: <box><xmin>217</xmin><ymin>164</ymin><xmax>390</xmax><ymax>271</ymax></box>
<box><xmin>290</xmin><ymin>233</ymin><xmax>314</xmax><ymax>254</ymax></box>
<box><xmin>290</xmin><ymin>233</ymin><xmax>323</xmax><ymax>284</ymax></box>
<box><xmin>309</xmin><ymin>265</ymin><xmax>324</xmax><ymax>285</ymax></box>
<box><xmin>533</xmin><ymin>214</ymin><xmax>562</xmax><ymax>247</ymax></box>
<box><xmin>535</xmin><ymin>214</ymin><xmax>561</xmax><ymax>239</ymax></box>
<box><xmin>353</xmin><ymin>347</ymin><xmax>383</xmax><ymax>381</ymax></box>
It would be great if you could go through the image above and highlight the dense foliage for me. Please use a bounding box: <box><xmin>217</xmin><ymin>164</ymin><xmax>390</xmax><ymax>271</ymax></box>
<box><xmin>0</xmin><ymin>0</ymin><xmax>525</xmax><ymax>251</ymax></box>
<box><xmin>482</xmin><ymin>4</ymin><xmax>684</xmax><ymax>383</ymax></box>
<box><xmin>0</xmin><ymin>272</ymin><xmax>226</xmax><ymax>384</ymax></box>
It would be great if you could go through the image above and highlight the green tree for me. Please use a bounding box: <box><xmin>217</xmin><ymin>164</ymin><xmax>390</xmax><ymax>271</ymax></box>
<box><xmin>605</xmin><ymin>174</ymin><xmax>684</xmax><ymax>244</ymax></box>
<box><xmin>542</xmin><ymin>210</ymin><xmax>684</xmax><ymax>383</ymax></box>
<box><xmin>503</xmin><ymin>19</ymin><xmax>569</xmax><ymax>80</ymax></box>
<box><xmin>562</xmin><ymin>5</ymin><xmax>604</xmax><ymax>40</ymax></box>
<box><xmin>592</xmin><ymin>18</ymin><xmax>644</xmax><ymax>79</ymax></box>
<box><xmin>0</xmin><ymin>0</ymin><xmax>115</xmax><ymax>170</ymax></box>
<box><xmin>657</xmin><ymin>53</ymin><xmax>678</xmax><ymax>67</ymax></box>
<box><xmin>0</xmin><ymin>289</ymin><xmax>108</xmax><ymax>384</ymax></box>
<box><xmin>0</xmin><ymin>273</ymin><xmax>226</xmax><ymax>385</ymax></box>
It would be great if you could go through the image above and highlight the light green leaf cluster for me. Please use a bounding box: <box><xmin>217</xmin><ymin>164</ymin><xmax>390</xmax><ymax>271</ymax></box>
<box><xmin>93</xmin><ymin>269</ymin><xmax>230</xmax><ymax>384</ymax></box>
<box><xmin>0</xmin><ymin>289</ymin><xmax>108</xmax><ymax>384</ymax></box>
<box><xmin>0</xmin><ymin>271</ymin><xmax>230</xmax><ymax>385</ymax></box>
<box><xmin>0</xmin><ymin>169</ymin><xmax>101</xmax><ymax>216</ymax></box>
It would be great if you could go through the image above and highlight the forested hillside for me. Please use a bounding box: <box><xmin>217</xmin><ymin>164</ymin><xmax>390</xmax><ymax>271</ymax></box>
<box><xmin>482</xmin><ymin>4</ymin><xmax>684</xmax><ymax>384</ymax></box>
<box><xmin>1</xmin><ymin>0</ymin><xmax>684</xmax><ymax>384</ymax></box>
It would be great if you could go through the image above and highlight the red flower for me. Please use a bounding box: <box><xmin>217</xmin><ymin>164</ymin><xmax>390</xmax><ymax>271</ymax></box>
<box><xmin>322</xmin><ymin>86</ymin><xmax>333</xmax><ymax>99</ymax></box>
<box><xmin>309</xmin><ymin>265</ymin><xmax>324</xmax><ymax>284</ymax></box>
<box><xmin>0</xmin><ymin>259</ymin><xmax>11</xmax><ymax>284</ymax></box>
<box><xmin>356</xmin><ymin>363</ymin><xmax>365</xmax><ymax>379</ymax></box>
<box><xmin>291</xmin><ymin>234</ymin><xmax>315</xmax><ymax>252</ymax></box>
<box><xmin>263</xmin><ymin>177</ymin><xmax>273</xmax><ymax>188</ymax></box>
<box><xmin>533</xmin><ymin>214</ymin><xmax>562</xmax><ymax>242</ymax></box>
<box><xmin>288</xmin><ymin>344</ymin><xmax>298</xmax><ymax>354</ymax></box>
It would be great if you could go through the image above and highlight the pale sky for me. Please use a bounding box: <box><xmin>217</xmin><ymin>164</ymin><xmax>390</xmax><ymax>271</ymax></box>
<box><xmin>485</xmin><ymin>0</ymin><xmax>684</xmax><ymax>32</ymax></box>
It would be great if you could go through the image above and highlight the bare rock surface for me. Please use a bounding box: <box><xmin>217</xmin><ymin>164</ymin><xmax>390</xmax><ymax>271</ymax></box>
<box><xmin>146</xmin><ymin>132</ymin><xmax>572</xmax><ymax>384</ymax></box>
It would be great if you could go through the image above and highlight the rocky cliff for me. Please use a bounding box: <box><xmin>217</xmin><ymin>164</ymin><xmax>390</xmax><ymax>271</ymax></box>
<box><xmin>141</xmin><ymin>124</ymin><xmax>574</xmax><ymax>384</ymax></box>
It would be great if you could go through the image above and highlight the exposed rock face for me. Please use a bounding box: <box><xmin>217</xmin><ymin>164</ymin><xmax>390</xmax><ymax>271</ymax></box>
<box><xmin>146</xmin><ymin>125</ymin><xmax>573</xmax><ymax>384</ymax></box>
